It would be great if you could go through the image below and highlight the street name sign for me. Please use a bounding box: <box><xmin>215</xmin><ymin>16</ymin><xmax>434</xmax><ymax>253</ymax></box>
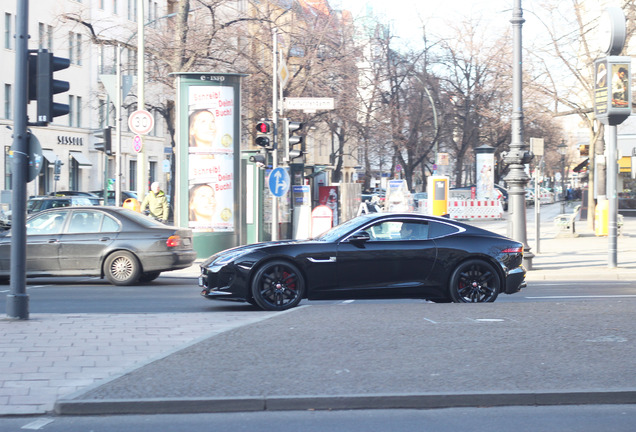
<box><xmin>284</xmin><ymin>97</ymin><xmax>334</xmax><ymax>112</ymax></box>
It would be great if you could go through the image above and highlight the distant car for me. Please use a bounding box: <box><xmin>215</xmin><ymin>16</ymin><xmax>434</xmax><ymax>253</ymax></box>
<box><xmin>27</xmin><ymin>196</ymin><xmax>98</xmax><ymax>214</ymax></box>
<box><xmin>90</xmin><ymin>190</ymin><xmax>139</xmax><ymax>206</ymax></box>
<box><xmin>199</xmin><ymin>212</ymin><xmax>526</xmax><ymax>310</ymax></box>
<box><xmin>48</xmin><ymin>191</ymin><xmax>101</xmax><ymax>205</ymax></box>
<box><xmin>0</xmin><ymin>207</ymin><xmax>197</xmax><ymax>285</ymax></box>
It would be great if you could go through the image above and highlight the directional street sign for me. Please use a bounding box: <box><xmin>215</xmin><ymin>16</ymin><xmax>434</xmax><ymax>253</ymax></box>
<box><xmin>269</xmin><ymin>167</ymin><xmax>290</xmax><ymax>197</ymax></box>
<box><xmin>284</xmin><ymin>97</ymin><xmax>334</xmax><ymax>112</ymax></box>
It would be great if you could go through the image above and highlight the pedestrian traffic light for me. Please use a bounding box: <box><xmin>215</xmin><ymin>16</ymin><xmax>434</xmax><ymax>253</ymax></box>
<box><xmin>255</xmin><ymin>120</ymin><xmax>275</xmax><ymax>150</ymax></box>
<box><xmin>285</xmin><ymin>119</ymin><xmax>304</xmax><ymax>162</ymax></box>
<box><xmin>94</xmin><ymin>127</ymin><xmax>112</xmax><ymax>155</ymax></box>
<box><xmin>34</xmin><ymin>50</ymin><xmax>70</xmax><ymax>125</ymax></box>
<box><xmin>53</xmin><ymin>159</ymin><xmax>63</xmax><ymax>175</ymax></box>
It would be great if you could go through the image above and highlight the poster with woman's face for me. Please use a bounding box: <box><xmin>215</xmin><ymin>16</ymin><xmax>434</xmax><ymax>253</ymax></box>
<box><xmin>187</xmin><ymin>86</ymin><xmax>235</xmax><ymax>232</ymax></box>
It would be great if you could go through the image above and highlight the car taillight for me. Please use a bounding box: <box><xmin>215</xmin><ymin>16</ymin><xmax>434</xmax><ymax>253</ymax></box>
<box><xmin>501</xmin><ymin>247</ymin><xmax>523</xmax><ymax>254</ymax></box>
<box><xmin>166</xmin><ymin>235</ymin><xmax>181</xmax><ymax>248</ymax></box>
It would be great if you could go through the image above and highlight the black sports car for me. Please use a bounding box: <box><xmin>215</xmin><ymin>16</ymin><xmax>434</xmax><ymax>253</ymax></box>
<box><xmin>0</xmin><ymin>206</ymin><xmax>197</xmax><ymax>285</ymax></box>
<box><xmin>199</xmin><ymin>213</ymin><xmax>526</xmax><ymax>310</ymax></box>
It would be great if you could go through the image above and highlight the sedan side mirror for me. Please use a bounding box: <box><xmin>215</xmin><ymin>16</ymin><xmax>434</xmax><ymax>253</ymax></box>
<box><xmin>348</xmin><ymin>231</ymin><xmax>370</xmax><ymax>243</ymax></box>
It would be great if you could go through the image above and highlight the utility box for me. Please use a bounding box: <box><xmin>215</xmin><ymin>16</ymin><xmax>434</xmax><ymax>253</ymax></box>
<box><xmin>427</xmin><ymin>176</ymin><xmax>449</xmax><ymax>217</ymax></box>
<box><xmin>595</xmin><ymin>199</ymin><xmax>609</xmax><ymax>236</ymax></box>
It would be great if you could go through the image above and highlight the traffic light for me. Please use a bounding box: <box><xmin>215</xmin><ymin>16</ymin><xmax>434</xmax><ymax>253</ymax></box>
<box><xmin>33</xmin><ymin>50</ymin><xmax>70</xmax><ymax>124</ymax></box>
<box><xmin>94</xmin><ymin>127</ymin><xmax>113</xmax><ymax>155</ymax></box>
<box><xmin>255</xmin><ymin>120</ymin><xmax>275</xmax><ymax>150</ymax></box>
<box><xmin>249</xmin><ymin>153</ymin><xmax>267</xmax><ymax>167</ymax></box>
<box><xmin>53</xmin><ymin>159</ymin><xmax>63</xmax><ymax>175</ymax></box>
<box><xmin>285</xmin><ymin>119</ymin><xmax>304</xmax><ymax>162</ymax></box>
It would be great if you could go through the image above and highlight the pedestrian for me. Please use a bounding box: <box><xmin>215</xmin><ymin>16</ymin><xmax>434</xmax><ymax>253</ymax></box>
<box><xmin>140</xmin><ymin>182</ymin><xmax>169</xmax><ymax>223</ymax></box>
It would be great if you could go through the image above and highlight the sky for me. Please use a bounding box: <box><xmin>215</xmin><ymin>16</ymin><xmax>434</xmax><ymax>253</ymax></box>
<box><xmin>332</xmin><ymin>0</ymin><xmax>513</xmax><ymax>44</ymax></box>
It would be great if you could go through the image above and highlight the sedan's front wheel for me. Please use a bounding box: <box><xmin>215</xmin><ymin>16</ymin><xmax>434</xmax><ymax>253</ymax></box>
<box><xmin>449</xmin><ymin>259</ymin><xmax>500</xmax><ymax>303</ymax></box>
<box><xmin>250</xmin><ymin>260</ymin><xmax>305</xmax><ymax>311</ymax></box>
<box><xmin>104</xmin><ymin>251</ymin><xmax>141</xmax><ymax>286</ymax></box>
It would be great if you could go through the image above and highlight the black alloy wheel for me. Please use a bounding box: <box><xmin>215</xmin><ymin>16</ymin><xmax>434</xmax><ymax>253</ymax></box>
<box><xmin>449</xmin><ymin>259</ymin><xmax>501</xmax><ymax>303</ymax></box>
<box><xmin>250</xmin><ymin>260</ymin><xmax>305</xmax><ymax>311</ymax></box>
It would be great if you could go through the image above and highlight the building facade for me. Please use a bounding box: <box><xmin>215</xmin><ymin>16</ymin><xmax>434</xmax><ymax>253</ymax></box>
<box><xmin>1</xmin><ymin>0</ymin><xmax>170</xmax><ymax>205</ymax></box>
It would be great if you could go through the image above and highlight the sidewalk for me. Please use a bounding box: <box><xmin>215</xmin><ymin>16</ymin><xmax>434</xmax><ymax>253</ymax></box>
<box><xmin>1</xmin><ymin>204</ymin><xmax>635</xmax><ymax>416</ymax></box>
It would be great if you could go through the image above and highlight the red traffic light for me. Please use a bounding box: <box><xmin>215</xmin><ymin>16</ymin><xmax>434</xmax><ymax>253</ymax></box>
<box><xmin>256</xmin><ymin>122</ymin><xmax>271</xmax><ymax>133</ymax></box>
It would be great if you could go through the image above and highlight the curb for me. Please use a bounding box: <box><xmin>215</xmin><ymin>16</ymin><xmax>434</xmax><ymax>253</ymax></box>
<box><xmin>55</xmin><ymin>390</ymin><xmax>636</xmax><ymax>415</ymax></box>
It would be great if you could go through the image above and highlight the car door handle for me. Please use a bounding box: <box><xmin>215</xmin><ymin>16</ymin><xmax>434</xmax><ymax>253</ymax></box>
<box><xmin>99</xmin><ymin>237</ymin><xmax>110</xmax><ymax>242</ymax></box>
<box><xmin>307</xmin><ymin>257</ymin><xmax>337</xmax><ymax>263</ymax></box>
<box><xmin>47</xmin><ymin>238</ymin><xmax>58</xmax><ymax>243</ymax></box>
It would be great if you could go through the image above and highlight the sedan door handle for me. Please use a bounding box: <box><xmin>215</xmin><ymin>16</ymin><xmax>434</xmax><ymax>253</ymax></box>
<box><xmin>47</xmin><ymin>238</ymin><xmax>58</xmax><ymax>243</ymax></box>
<box><xmin>99</xmin><ymin>237</ymin><xmax>111</xmax><ymax>242</ymax></box>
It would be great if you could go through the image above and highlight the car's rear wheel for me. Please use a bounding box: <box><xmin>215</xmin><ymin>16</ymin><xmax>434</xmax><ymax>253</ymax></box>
<box><xmin>104</xmin><ymin>251</ymin><xmax>141</xmax><ymax>286</ymax></box>
<box><xmin>139</xmin><ymin>271</ymin><xmax>161</xmax><ymax>283</ymax></box>
<box><xmin>250</xmin><ymin>260</ymin><xmax>305</xmax><ymax>311</ymax></box>
<box><xmin>449</xmin><ymin>259</ymin><xmax>500</xmax><ymax>303</ymax></box>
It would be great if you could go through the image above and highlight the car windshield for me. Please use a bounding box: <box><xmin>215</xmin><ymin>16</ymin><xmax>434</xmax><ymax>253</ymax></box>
<box><xmin>314</xmin><ymin>215</ymin><xmax>374</xmax><ymax>242</ymax></box>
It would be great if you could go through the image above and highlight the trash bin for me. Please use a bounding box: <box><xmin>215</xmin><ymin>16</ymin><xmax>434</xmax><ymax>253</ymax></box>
<box><xmin>123</xmin><ymin>198</ymin><xmax>141</xmax><ymax>212</ymax></box>
<box><xmin>595</xmin><ymin>199</ymin><xmax>608</xmax><ymax>236</ymax></box>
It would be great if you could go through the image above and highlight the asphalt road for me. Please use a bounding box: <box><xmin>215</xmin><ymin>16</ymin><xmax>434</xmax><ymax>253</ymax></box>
<box><xmin>3</xmin><ymin>405</ymin><xmax>636</xmax><ymax>432</ymax></box>
<box><xmin>1</xmin><ymin>275</ymin><xmax>635</xmax><ymax>314</ymax></box>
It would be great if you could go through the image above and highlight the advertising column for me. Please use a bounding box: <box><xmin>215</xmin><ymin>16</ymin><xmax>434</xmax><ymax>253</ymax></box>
<box><xmin>174</xmin><ymin>73</ymin><xmax>246</xmax><ymax>258</ymax></box>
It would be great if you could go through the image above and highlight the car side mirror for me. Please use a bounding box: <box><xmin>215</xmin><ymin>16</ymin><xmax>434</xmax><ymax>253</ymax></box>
<box><xmin>348</xmin><ymin>231</ymin><xmax>370</xmax><ymax>243</ymax></box>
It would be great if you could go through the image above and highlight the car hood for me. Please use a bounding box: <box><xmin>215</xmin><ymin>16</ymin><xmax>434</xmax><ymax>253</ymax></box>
<box><xmin>201</xmin><ymin>239</ymin><xmax>318</xmax><ymax>267</ymax></box>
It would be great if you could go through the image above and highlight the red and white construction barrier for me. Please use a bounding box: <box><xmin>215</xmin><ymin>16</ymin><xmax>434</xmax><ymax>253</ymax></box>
<box><xmin>419</xmin><ymin>199</ymin><xmax>504</xmax><ymax>220</ymax></box>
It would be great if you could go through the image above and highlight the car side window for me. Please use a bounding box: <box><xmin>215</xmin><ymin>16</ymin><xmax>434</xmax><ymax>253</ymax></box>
<box><xmin>101</xmin><ymin>215</ymin><xmax>120</xmax><ymax>232</ymax></box>
<box><xmin>67</xmin><ymin>211</ymin><xmax>104</xmax><ymax>233</ymax></box>
<box><xmin>399</xmin><ymin>221</ymin><xmax>429</xmax><ymax>240</ymax></box>
<box><xmin>427</xmin><ymin>221</ymin><xmax>460</xmax><ymax>239</ymax></box>
<box><xmin>26</xmin><ymin>211</ymin><xmax>69</xmax><ymax>235</ymax></box>
<box><xmin>364</xmin><ymin>221</ymin><xmax>429</xmax><ymax>241</ymax></box>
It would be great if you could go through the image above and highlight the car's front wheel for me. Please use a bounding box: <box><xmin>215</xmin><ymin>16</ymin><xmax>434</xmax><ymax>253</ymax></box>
<box><xmin>449</xmin><ymin>259</ymin><xmax>500</xmax><ymax>303</ymax></box>
<box><xmin>250</xmin><ymin>260</ymin><xmax>305</xmax><ymax>311</ymax></box>
<box><xmin>104</xmin><ymin>251</ymin><xmax>141</xmax><ymax>286</ymax></box>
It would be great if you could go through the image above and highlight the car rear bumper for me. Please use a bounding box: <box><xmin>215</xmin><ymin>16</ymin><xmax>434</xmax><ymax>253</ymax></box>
<box><xmin>142</xmin><ymin>250</ymin><xmax>198</xmax><ymax>272</ymax></box>
<box><xmin>504</xmin><ymin>266</ymin><xmax>526</xmax><ymax>294</ymax></box>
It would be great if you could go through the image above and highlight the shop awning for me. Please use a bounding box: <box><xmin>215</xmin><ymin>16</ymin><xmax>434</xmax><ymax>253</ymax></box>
<box><xmin>573</xmin><ymin>158</ymin><xmax>588</xmax><ymax>173</ymax></box>
<box><xmin>69</xmin><ymin>151</ymin><xmax>92</xmax><ymax>167</ymax></box>
<box><xmin>41</xmin><ymin>149</ymin><xmax>58</xmax><ymax>164</ymax></box>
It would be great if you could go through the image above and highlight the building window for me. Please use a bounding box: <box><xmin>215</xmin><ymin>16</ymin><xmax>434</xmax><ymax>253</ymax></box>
<box><xmin>99</xmin><ymin>0</ymin><xmax>104</xmax><ymax>10</ymax></box>
<box><xmin>113</xmin><ymin>0</ymin><xmax>118</xmax><ymax>15</ymax></box>
<box><xmin>4</xmin><ymin>13</ymin><xmax>12</xmax><ymax>50</ymax></box>
<box><xmin>76</xmin><ymin>96</ymin><xmax>82</xmax><ymax>128</ymax></box>
<box><xmin>38</xmin><ymin>23</ymin><xmax>45</xmax><ymax>49</ymax></box>
<box><xmin>129</xmin><ymin>160</ymin><xmax>137</xmax><ymax>191</ymax></box>
<box><xmin>68</xmin><ymin>32</ymin><xmax>75</xmax><ymax>64</ymax></box>
<box><xmin>99</xmin><ymin>99</ymin><xmax>107</xmax><ymax>129</ymax></box>
<box><xmin>4</xmin><ymin>84</ymin><xmax>11</xmax><ymax>119</ymax></box>
<box><xmin>149</xmin><ymin>161</ymin><xmax>156</xmax><ymax>184</ymax></box>
<box><xmin>76</xmin><ymin>33</ymin><xmax>82</xmax><ymax>66</ymax></box>
<box><xmin>68</xmin><ymin>95</ymin><xmax>75</xmax><ymax>127</ymax></box>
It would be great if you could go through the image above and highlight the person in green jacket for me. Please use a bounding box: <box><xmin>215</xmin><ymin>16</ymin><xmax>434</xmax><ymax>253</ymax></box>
<box><xmin>140</xmin><ymin>182</ymin><xmax>169</xmax><ymax>223</ymax></box>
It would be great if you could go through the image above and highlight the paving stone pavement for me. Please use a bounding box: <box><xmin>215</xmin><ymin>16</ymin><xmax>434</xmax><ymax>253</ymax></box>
<box><xmin>0</xmin><ymin>312</ymin><xmax>279</xmax><ymax>415</ymax></box>
<box><xmin>1</xmin><ymin>202</ymin><xmax>635</xmax><ymax>416</ymax></box>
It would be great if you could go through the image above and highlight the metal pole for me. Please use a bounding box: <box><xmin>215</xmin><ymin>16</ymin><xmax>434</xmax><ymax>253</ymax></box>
<box><xmin>504</xmin><ymin>0</ymin><xmax>533</xmax><ymax>269</ymax></box>
<box><xmin>271</xmin><ymin>29</ymin><xmax>278</xmax><ymax>241</ymax></box>
<box><xmin>115</xmin><ymin>45</ymin><xmax>122</xmax><ymax>206</ymax></box>
<box><xmin>608</xmin><ymin>125</ymin><xmax>618</xmax><ymax>268</ymax></box>
<box><xmin>136</xmin><ymin>0</ymin><xmax>146</xmax><ymax>201</ymax></box>
<box><xmin>7</xmin><ymin>0</ymin><xmax>29</xmax><ymax>319</ymax></box>
<box><xmin>534</xmin><ymin>158</ymin><xmax>541</xmax><ymax>254</ymax></box>
<box><xmin>560</xmin><ymin>153</ymin><xmax>566</xmax><ymax>214</ymax></box>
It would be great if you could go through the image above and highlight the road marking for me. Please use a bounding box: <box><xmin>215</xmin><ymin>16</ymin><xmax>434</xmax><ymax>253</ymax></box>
<box><xmin>423</xmin><ymin>318</ymin><xmax>438</xmax><ymax>324</ymax></box>
<box><xmin>21</xmin><ymin>418</ymin><xmax>54</xmax><ymax>430</ymax></box>
<box><xmin>526</xmin><ymin>295</ymin><xmax>636</xmax><ymax>299</ymax></box>
<box><xmin>341</xmin><ymin>300</ymin><xmax>355</xmax><ymax>304</ymax></box>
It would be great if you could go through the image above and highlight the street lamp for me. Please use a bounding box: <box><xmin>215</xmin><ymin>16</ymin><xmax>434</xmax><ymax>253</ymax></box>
<box><xmin>557</xmin><ymin>139</ymin><xmax>567</xmax><ymax>213</ymax></box>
